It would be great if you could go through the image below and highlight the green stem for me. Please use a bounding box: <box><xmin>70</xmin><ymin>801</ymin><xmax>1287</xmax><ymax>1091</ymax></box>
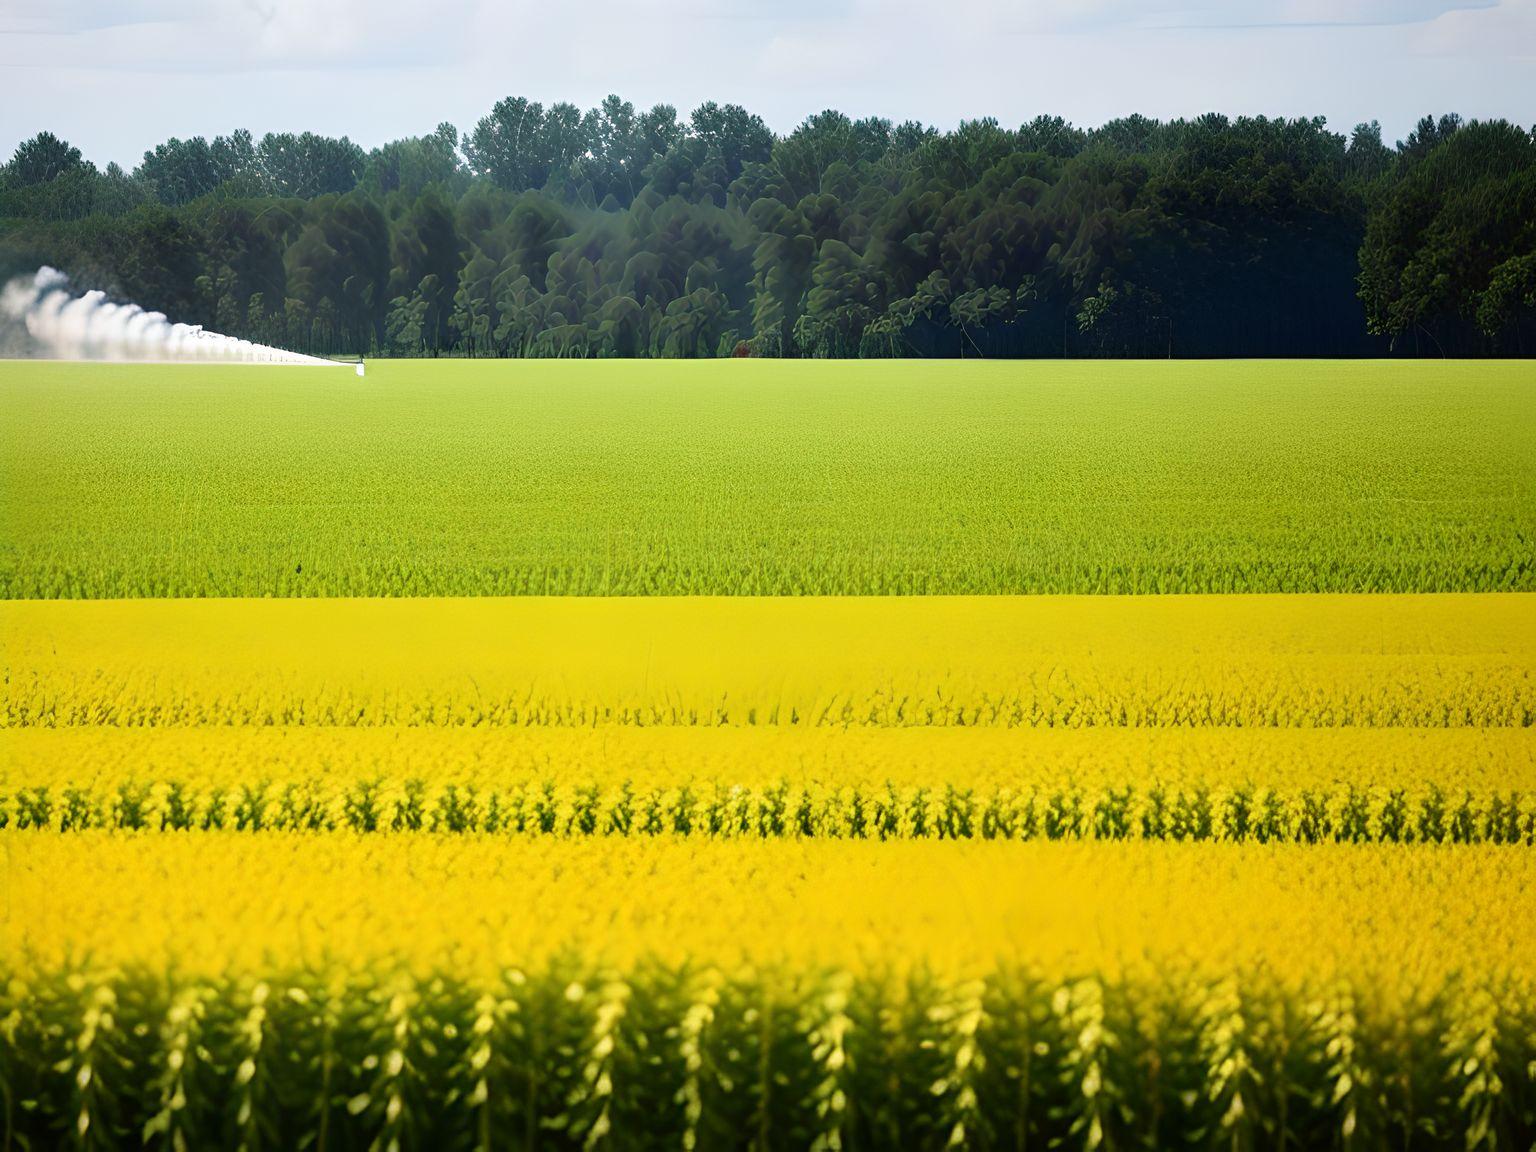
<box><xmin>755</xmin><ymin>997</ymin><xmax>773</xmax><ymax>1152</ymax></box>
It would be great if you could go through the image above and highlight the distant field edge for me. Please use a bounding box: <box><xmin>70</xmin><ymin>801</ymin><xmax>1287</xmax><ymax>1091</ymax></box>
<box><xmin>4</xmin><ymin>358</ymin><xmax>1532</xmax><ymax>598</ymax></box>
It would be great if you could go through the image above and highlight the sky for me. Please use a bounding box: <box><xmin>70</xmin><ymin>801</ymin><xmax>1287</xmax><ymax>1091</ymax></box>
<box><xmin>1</xmin><ymin>0</ymin><xmax>1532</xmax><ymax>168</ymax></box>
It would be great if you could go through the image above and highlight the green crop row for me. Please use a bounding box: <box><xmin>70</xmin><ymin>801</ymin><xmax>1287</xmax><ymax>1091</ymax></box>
<box><xmin>4</xmin><ymin>962</ymin><xmax>1533</xmax><ymax>1152</ymax></box>
<box><xmin>6</xmin><ymin>778</ymin><xmax>1536</xmax><ymax>845</ymax></box>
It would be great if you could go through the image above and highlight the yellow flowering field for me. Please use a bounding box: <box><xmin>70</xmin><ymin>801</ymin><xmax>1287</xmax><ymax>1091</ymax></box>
<box><xmin>4</xmin><ymin>834</ymin><xmax>1533</xmax><ymax>1148</ymax></box>
<box><xmin>5</xmin><ymin>594</ymin><xmax>1533</xmax><ymax>728</ymax></box>
<box><xmin>5</xmin><ymin>592</ymin><xmax>1535</xmax><ymax>1144</ymax></box>
<box><xmin>8</xmin><ymin>834</ymin><xmax>1534</xmax><ymax>984</ymax></box>
<box><xmin>4</xmin><ymin>364</ymin><xmax>1536</xmax><ymax>1149</ymax></box>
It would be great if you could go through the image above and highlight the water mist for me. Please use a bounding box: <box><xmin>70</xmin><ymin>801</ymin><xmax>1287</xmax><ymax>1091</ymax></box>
<box><xmin>1</xmin><ymin>266</ymin><xmax>339</xmax><ymax>365</ymax></box>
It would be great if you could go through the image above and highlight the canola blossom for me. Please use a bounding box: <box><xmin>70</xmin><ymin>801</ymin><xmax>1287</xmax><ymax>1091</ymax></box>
<box><xmin>3</xmin><ymin>835</ymin><xmax>1533</xmax><ymax>1149</ymax></box>
<box><xmin>5</xmin><ymin>594</ymin><xmax>1533</xmax><ymax>729</ymax></box>
<box><xmin>7</xmin><ymin>835</ymin><xmax>1534</xmax><ymax>984</ymax></box>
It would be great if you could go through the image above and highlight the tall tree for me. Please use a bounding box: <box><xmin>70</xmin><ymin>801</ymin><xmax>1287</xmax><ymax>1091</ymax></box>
<box><xmin>137</xmin><ymin>137</ymin><xmax>223</xmax><ymax>206</ymax></box>
<box><xmin>4</xmin><ymin>132</ymin><xmax>88</xmax><ymax>187</ymax></box>
<box><xmin>1360</xmin><ymin>119</ymin><xmax>1536</xmax><ymax>353</ymax></box>
<box><xmin>365</xmin><ymin>124</ymin><xmax>462</xmax><ymax>199</ymax></box>
<box><xmin>259</xmin><ymin>133</ymin><xmax>365</xmax><ymax>198</ymax></box>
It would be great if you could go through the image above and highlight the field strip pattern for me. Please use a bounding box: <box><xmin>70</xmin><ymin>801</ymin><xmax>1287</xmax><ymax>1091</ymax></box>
<box><xmin>4</xmin><ymin>363</ymin><xmax>1536</xmax><ymax>1148</ymax></box>
<box><xmin>4</xmin><ymin>596</ymin><xmax>1536</xmax><ymax>845</ymax></box>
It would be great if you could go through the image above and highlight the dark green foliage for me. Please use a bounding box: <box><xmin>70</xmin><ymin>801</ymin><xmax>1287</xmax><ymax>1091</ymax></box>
<box><xmin>2</xmin><ymin>106</ymin><xmax>1532</xmax><ymax>356</ymax></box>
<box><xmin>4</xmin><ymin>130</ymin><xmax>88</xmax><ymax>188</ymax></box>
<box><xmin>1360</xmin><ymin>120</ymin><xmax>1536</xmax><ymax>353</ymax></box>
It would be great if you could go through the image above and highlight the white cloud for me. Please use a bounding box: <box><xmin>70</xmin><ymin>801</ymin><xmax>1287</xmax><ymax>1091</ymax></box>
<box><xmin>1407</xmin><ymin>0</ymin><xmax>1536</xmax><ymax>56</ymax></box>
<box><xmin>0</xmin><ymin>0</ymin><xmax>478</xmax><ymax>69</ymax></box>
<box><xmin>1</xmin><ymin>0</ymin><xmax>1529</xmax><ymax>166</ymax></box>
<box><xmin>901</xmin><ymin>0</ymin><xmax>1499</xmax><ymax>31</ymax></box>
<box><xmin>1264</xmin><ymin>0</ymin><xmax>1495</xmax><ymax>23</ymax></box>
<box><xmin>0</xmin><ymin>1</ymin><xmax>183</xmax><ymax>35</ymax></box>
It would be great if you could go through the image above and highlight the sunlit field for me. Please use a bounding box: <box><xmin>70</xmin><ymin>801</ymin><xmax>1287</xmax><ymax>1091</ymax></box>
<box><xmin>3</xmin><ymin>359</ymin><xmax>1533</xmax><ymax>597</ymax></box>
<box><xmin>3</xmin><ymin>360</ymin><xmax>1534</xmax><ymax>1148</ymax></box>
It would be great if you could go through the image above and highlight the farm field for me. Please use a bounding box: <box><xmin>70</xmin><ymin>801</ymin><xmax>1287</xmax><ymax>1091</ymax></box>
<box><xmin>3</xmin><ymin>359</ymin><xmax>1534</xmax><ymax>598</ymax></box>
<box><xmin>3</xmin><ymin>361</ymin><xmax>1535</xmax><ymax>1148</ymax></box>
<box><xmin>6</xmin><ymin>837</ymin><xmax>1535</xmax><ymax>1147</ymax></box>
<box><xmin>5</xmin><ymin>593</ymin><xmax>1533</xmax><ymax>729</ymax></box>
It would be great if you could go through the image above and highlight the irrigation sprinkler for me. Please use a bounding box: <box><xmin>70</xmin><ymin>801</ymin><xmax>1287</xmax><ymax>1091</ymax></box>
<box><xmin>1</xmin><ymin>266</ymin><xmax>343</xmax><ymax>365</ymax></box>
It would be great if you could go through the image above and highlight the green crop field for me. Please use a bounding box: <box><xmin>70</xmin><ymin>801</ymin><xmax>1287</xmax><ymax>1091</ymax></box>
<box><xmin>2</xmin><ymin>358</ymin><xmax>1533</xmax><ymax>598</ymax></box>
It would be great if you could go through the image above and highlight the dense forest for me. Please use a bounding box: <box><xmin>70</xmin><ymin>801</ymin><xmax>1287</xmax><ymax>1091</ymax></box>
<box><xmin>2</xmin><ymin>99</ymin><xmax>1533</xmax><ymax>358</ymax></box>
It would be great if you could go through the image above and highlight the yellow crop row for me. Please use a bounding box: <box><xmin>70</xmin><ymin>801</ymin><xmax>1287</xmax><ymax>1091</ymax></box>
<box><xmin>5</xmin><ymin>594</ymin><xmax>1534</xmax><ymax>728</ymax></box>
<box><xmin>9</xmin><ymin>727</ymin><xmax>1532</xmax><ymax>793</ymax></box>
<box><xmin>5</xmin><ymin>834</ymin><xmax>1532</xmax><ymax>991</ymax></box>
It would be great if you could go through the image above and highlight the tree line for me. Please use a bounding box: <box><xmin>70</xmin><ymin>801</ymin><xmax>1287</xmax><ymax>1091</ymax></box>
<box><xmin>2</xmin><ymin>99</ymin><xmax>1532</xmax><ymax>358</ymax></box>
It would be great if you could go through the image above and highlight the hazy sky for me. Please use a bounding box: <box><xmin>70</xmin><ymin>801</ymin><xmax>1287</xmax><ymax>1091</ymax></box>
<box><xmin>2</xmin><ymin>0</ymin><xmax>1532</xmax><ymax>167</ymax></box>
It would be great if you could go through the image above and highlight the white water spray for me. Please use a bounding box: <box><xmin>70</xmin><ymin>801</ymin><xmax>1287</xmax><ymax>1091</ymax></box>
<box><xmin>0</xmin><ymin>266</ymin><xmax>339</xmax><ymax>365</ymax></box>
